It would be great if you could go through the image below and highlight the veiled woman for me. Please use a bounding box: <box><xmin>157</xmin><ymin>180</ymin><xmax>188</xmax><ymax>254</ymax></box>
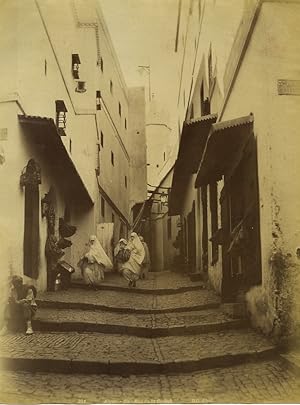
<box><xmin>120</xmin><ymin>232</ymin><xmax>145</xmax><ymax>287</ymax></box>
<box><xmin>78</xmin><ymin>235</ymin><xmax>113</xmax><ymax>289</ymax></box>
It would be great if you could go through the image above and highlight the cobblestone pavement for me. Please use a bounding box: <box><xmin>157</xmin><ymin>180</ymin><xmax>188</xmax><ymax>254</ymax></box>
<box><xmin>0</xmin><ymin>329</ymin><xmax>273</xmax><ymax>364</ymax></box>
<box><xmin>37</xmin><ymin>288</ymin><xmax>220</xmax><ymax>312</ymax></box>
<box><xmin>35</xmin><ymin>307</ymin><xmax>234</xmax><ymax>328</ymax></box>
<box><xmin>0</xmin><ymin>359</ymin><xmax>299</xmax><ymax>403</ymax></box>
<box><xmin>76</xmin><ymin>271</ymin><xmax>204</xmax><ymax>290</ymax></box>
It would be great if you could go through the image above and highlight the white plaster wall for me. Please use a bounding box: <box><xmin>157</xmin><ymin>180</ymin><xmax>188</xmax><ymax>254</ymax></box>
<box><xmin>220</xmin><ymin>2</ymin><xmax>300</xmax><ymax>334</ymax></box>
<box><xmin>97</xmin><ymin>110</ymin><xmax>130</xmax><ymax>218</ymax></box>
<box><xmin>14</xmin><ymin>0</ymin><xmax>97</xmax><ymax>202</ymax></box>
<box><xmin>128</xmin><ymin>87</ymin><xmax>147</xmax><ymax>209</ymax></box>
<box><xmin>0</xmin><ymin>101</ymin><xmax>85</xmax><ymax>293</ymax></box>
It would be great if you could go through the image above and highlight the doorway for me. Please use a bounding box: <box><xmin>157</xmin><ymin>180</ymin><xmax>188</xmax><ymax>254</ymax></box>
<box><xmin>221</xmin><ymin>137</ymin><xmax>262</xmax><ymax>302</ymax></box>
<box><xmin>23</xmin><ymin>159</ymin><xmax>41</xmax><ymax>280</ymax></box>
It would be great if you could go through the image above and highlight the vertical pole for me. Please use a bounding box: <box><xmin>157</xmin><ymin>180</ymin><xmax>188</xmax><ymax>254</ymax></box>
<box><xmin>148</xmin><ymin>67</ymin><xmax>151</xmax><ymax>101</ymax></box>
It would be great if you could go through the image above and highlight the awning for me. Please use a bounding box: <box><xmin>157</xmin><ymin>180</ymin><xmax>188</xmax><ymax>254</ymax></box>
<box><xmin>18</xmin><ymin>114</ymin><xmax>94</xmax><ymax>206</ymax></box>
<box><xmin>168</xmin><ymin>162</ymin><xmax>189</xmax><ymax>215</ymax></box>
<box><xmin>176</xmin><ymin>113</ymin><xmax>218</xmax><ymax>174</ymax></box>
<box><xmin>195</xmin><ymin>113</ymin><xmax>254</xmax><ymax>188</ymax></box>
<box><xmin>168</xmin><ymin>114</ymin><xmax>217</xmax><ymax>215</ymax></box>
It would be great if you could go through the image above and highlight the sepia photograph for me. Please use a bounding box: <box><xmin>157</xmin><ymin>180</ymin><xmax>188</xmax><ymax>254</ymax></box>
<box><xmin>0</xmin><ymin>0</ymin><xmax>299</xmax><ymax>403</ymax></box>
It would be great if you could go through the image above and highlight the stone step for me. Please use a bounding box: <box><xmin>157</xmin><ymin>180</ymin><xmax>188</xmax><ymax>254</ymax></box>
<box><xmin>36</xmin><ymin>288</ymin><xmax>221</xmax><ymax>314</ymax></box>
<box><xmin>71</xmin><ymin>271</ymin><xmax>205</xmax><ymax>296</ymax></box>
<box><xmin>33</xmin><ymin>307</ymin><xmax>248</xmax><ymax>337</ymax></box>
<box><xmin>71</xmin><ymin>281</ymin><xmax>205</xmax><ymax>295</ymax></box>
<box><xmin>0</xmin><ymin>329</ymin><xmax>277</xmax><ymax>375</ymax></box>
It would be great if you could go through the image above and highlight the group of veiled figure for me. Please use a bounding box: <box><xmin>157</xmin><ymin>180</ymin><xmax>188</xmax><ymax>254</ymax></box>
<box><xmin>78</xmin><ymin>232</ymin><xmax>151</xmax><ymax>289</ymax></box>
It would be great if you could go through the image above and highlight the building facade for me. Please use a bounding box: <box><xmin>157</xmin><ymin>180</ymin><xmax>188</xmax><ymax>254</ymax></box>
<box><xmin>169</xmin><ymin>0</ymin><xmax>300</xmax><ymax>341</ymax></box>
<box><xmin>0</xmin><ymin>0</ymin><xmax>146</xmax><ymax>309</ymax></box>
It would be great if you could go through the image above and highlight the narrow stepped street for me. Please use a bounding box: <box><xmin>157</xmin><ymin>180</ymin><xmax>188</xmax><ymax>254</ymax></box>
<box><xmin>0</xmin><ymin>272</ymin><xmax>299</xmax><ymax>403</ymax></box>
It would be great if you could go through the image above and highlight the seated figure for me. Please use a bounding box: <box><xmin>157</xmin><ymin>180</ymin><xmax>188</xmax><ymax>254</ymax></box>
<box><xmin>0</xmin><ymin>275</ymin><xmax>37</xmax><ymax>335</ymax></box>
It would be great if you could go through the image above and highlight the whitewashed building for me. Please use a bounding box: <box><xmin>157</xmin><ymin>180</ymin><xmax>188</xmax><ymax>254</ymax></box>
<box><xmin>0</xmin><ymin>0</ymin><xmax>146</xmax><ymax>306</ymax></box>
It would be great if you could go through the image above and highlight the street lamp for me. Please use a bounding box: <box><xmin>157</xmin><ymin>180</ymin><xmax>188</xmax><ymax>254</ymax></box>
<box><xmin>138</xmin><ymin>65</ymin><xmax>151</xmax><ymax>101</ymax></box>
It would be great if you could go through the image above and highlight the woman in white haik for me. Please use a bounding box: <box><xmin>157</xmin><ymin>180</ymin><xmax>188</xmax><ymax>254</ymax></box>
<box><xmin>121</xmin><ymin>232</ymin><xmax>145</xmax><ymax>287</ymax></box>
<box><xmin>78</xmin><ymin>235</ymin><xmax>113</xmax><ymax>289</ymax></box>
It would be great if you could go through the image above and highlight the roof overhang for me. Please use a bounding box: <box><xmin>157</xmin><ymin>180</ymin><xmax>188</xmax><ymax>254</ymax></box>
<box><xmin>18</xmin><ymin>114</ymin><xmax>94</xmax><ymax>206</ymax></box>
<box><xmin>168</xmin><ymin>114</ymin><xmax>217</xmax><ymax>215</ymax></box>
<box><xmin>195</xmin><ymin>113</ymin><xmax>254</xmax><ymax>188</ymax></box>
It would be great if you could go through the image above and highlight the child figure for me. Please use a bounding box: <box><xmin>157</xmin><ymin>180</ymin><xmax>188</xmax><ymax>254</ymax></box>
<box><xmin>0</xmin><ymin>275</ymin><xmax>37</xmax><ymax>335</ymax></box>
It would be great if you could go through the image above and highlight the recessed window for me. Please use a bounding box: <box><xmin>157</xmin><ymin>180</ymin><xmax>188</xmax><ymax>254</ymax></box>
<box><xmin>125</xmin><ymin>176</ymin><xmax>127</xmax><ymax>188</ymax></box>
<box><xmin>118</xmin><ymin>102</ymin><xmax>122</xmax><ymax>116</ymax></box>
<box><xmin>72</xmin><ymin>54</ymin><xmax>81</xmax><ymax>79</ymax></box>
<box><xmin>110</xmin><ymin>80</ymin><xmax>113</xmax><ymax>94</ymax></box>
<box><xmin>111</xmin><ymin>151</ymin><xmax>114</xmax><ymax>166</ymax></box>
<box><xmin>44</xmin><ymin>59</ymin><xmax>47</xmax><ymax>76</ymax></box>
<box><xmin>156</xmin><ymin>164</ymin><xmax>159</xmax><ymax>168</ymax></box>
<box><xmin>101</xmin><ymin>196</ymin><xmax>105</xmax><ymax>218</ymax></box>
<box><xmin>96</xmin><ymin>90</ymin><xmax>101</xmax><ymax>110</ymax></box>
<box><xmin>163</xmin><ymin>152</ymin><xmax>166</xmax><ymax>161</ymax></box>
<box><xmin>100</xmin><ymin>131</ymin><xmax>104</xmax><ymax>147</ymax></box>
<box><xmin>55</xmin><ymin>100</ymin><xmax>67</xmax><ymax>136</ymax></box>
<box><xmin>100</xmin><ymin>57</ymin><xmax>104</xmax><ymax>72</ymax></box>
<box><xmin>125</xmin><ymin>118</ymin><xmax>127</xmax><ymax>129</ymax></box>
<box><xmin>69</xmin><ymin>139</ymin><xmax>72</xmax><ymax>153</ymax></box>
<box><xmin>112</xmin><ymin>213</ymin><xmax>114</xmax><ymax>223</ymax></box>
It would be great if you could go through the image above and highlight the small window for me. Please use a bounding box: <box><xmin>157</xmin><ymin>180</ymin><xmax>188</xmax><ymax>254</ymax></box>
<box><xmin>69</xmin><ymin>138</ymin><xmax>72</xmax><ymax>153</ymax></box>
<box><xmin>112</xmin><ymin>213</ymin><xmax>114</xmax><ymax>223</ymax></box>
<box><xmin>44</xmin><ymin>59</ymin><xmax>47</xmax><ymax>76</ymax></box>
<box><xmin>118</xmin><ymin>102</ymin><xmax>122</xmax><ymax>116</ymax></box>
<box><xmin>100</xmin><ymin>131</ymin><xmax>104</xmax><ymax>147</ymax></box>
<box><xmin>110</xmin><ymin>80</ymin><xmax>113</xmax><ymax>94</ymax></box>
<box><xmin>96</xmin><ymin>90</ymin><xmax>101</xmax><ymax>110</ymax></box>
<box><xmin>163</xmin><ymin>152</ymin><xmax>166</xmax><ymax>161</ymax></box>
<box><xmin>101</xmin><ymin>196</ymin><xmax>105</xmax><ymax>218</ymax></box>
<box><xmin>167</xmin><ymin>218</ymin><xmax>172</xmax><ymax>240</ymax></box>
<box><xmin>55</xmin><ymin>100</ymin><xmax>67</xmax><ymax>136</ymax></box>
<box><xmin>125</xmin><ymin>118</ymin><xmax>127</xmax><ymax>129</ymax></box>
<box><xmin>125</xmin><ymin>176</ymin><xmax>127</xmax><ymax>188</ymax></box>
<box><xmin>72</xmin><ymin>54</ymin><xmax>81</xmax><ymax>79</ymax></box>
<box><xmin>100</xmin><ymin>57</ymin><xmax>104</xmax><ymax>72</ymax></box>
<box><xmin>111</xmin><ymin>151</ymin><xmax>114</xmax><ymax>166</ymax></box>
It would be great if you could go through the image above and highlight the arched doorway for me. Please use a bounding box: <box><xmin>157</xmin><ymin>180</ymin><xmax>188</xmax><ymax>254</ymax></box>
<box><xmin>20</xmin><ymin>159</ymin><xmax>41</xmax><ymax>280</ymax></box>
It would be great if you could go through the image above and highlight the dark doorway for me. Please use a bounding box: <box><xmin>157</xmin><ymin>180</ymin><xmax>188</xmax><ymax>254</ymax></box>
<box><xmin>201</xmin><ymin>185</ymin><xmax>208</xmax><ymax>274</ymax></box>
<box><xmin>221</xmin><ymin>137</ymin><xmax>262</xmax><ymax>302</ymax></box>
<box><xmin>187</xmin><ymin>201</ymin><xmax>196</xmax><ymax>271</ymax></box>
<box><xmin>23</xmin><ymin>159</ymin><xmax>41</xmax><ymax>279</ymax></box>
